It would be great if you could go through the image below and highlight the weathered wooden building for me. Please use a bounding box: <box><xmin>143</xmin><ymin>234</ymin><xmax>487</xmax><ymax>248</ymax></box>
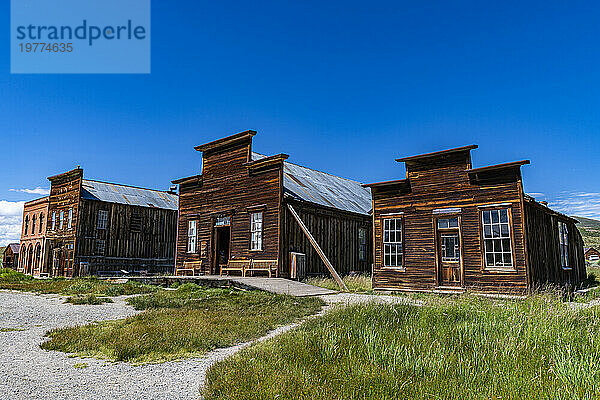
<box><xmin>365</xmin><ymin>145</ymin><xmax>586</xmax><ymax>294</ymax></box>
<box><xmin>173</xmin><ymin>130</ymin><xmax>372</xmax><ymax>278</ymax></box>
<box><xmin>585</xmin><ymin>247</ymin><xmax>600</xmax><ymax>263</ymax></box>
<box><xmin>19</xmin><ymin>168</ymin><xmax>178</xmax><ymax>277</ymax></box>
<box><xmin>18</xmin><ymin>196</ymin><xmax>49</xmax><ymax>275</ymax></box>
<box><xmin>2</xmin><ymin>244</ymin><xmax>20</xmax><ymax>270</ymax></box>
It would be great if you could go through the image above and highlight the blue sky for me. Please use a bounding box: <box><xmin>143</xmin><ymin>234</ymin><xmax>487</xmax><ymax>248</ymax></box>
<box><xmin>2</xmin><ymin>1</ymin><xmax>600</xmax><ymax>244</ymax></box>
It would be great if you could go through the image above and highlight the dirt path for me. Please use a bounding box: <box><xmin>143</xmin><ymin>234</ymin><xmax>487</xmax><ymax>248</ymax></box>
<box><xmin>0</xmin><ymin>290</ymin><xmax>417</xmax><ymax>399</ymax></box>
<box><xmin>0</xmin><ymin>291</ymin><xmax>207</xmax><ymax>400</ymax></box>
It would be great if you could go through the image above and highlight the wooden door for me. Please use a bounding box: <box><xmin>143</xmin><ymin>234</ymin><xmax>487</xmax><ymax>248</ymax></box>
<box><xmin>436</xmin><ymin>216</ymin><xmax>462</xmax><ymax>286</ymax></box>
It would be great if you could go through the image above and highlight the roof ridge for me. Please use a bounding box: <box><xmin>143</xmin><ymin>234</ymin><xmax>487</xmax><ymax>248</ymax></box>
<box><xmin>82</xmin><ymin>179</ymin><xmax>175</xmax><ymax>195</ymax></box>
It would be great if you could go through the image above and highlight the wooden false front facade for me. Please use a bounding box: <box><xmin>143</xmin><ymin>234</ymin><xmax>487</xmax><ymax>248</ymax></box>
<box><xmin>174</xmin><ymin>131</ymin><xmax>372</xmax><ymax>278</ymax></box>
<box><xmin>20</xmin><ymin>168</ymin><xmax>178</xmax><ymax>277</ymax></box>
<box><xmin>2</xmin><ymin>244</ymin><xmax>20</xmax><ymax>270</ymax></box>
<box><xmin>365</xmin><ymin>146</ymin><xmax>585</xmax><ymax>294</ymax></box>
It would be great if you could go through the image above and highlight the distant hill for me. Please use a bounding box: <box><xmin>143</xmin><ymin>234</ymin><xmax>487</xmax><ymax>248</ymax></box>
<box><xmin>574</xmin><ymin>216</ymin><xmax>600</xmax><ymax>249</ymax></box>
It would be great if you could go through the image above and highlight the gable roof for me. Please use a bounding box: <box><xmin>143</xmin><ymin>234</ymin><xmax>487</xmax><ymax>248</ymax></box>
<box><xmin>8</xmin><ymin>243</ymin><xmax>19</xmax><ymax>253</ymax></box>
<box><xmin>80</xmin><ymin>179</ymin><xmax>178</xmax><ymax>210</ymax></box>
<box><xmin>252</xmin><ymin>153</ymin><xmax>371</xmax><ymax>215</ymax></box>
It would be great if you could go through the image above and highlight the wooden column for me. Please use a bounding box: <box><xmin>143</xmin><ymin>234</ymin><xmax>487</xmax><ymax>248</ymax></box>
<box><xmin>287</xmin><ymin>204</ymin><xmax>347</xmax><ymax>291</ymax></box>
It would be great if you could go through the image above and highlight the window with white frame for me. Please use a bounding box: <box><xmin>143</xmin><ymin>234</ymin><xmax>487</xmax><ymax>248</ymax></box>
<box><xmin>59</xmin><ymin>211</ymin><xmax>64</xmax><ymax>230</ymax></box>
<box><xmin>558</xmin><ymin>221</ymin><xmax>569</xmax><ymax>269</ymax></box>
<box><xmin>482</xmin><ymin>209</ymin><xmax>513</xmax><ymax>268</ymax></box>
<box><xmin>187</xmin><ymin>220</ymin><xmax>197</xmax><ymax>253</ymax></box>
<box><xmin>68</xmin><ymin>208</ymin><xmax>73</xmax><ymax>229</ymax></box>
<box><xmin>51</xmin><ymin>212</ymin><xmax>56</xmax><ymax>231</ymax></box>
<box><xmin>358</xmin><ymin>228</ymin><xmax>367</xmax><ymax>261</ymax></box>
<box><xmin>383</xmin><ymin>218</ymin><xmax>403</xmax><ymax>267</ymax></box>
<box><xmin>97</xmin><ymin>210</ymin><xmax>108</xmax><ymax>230</ymax></box>
<box><xmin>250</xmin><ymin>212</ymin><xmax>263</xmax><ymax>251</ymax></box>
<box><xmin>39</xmin><ymin>213</ymin><xmax>44</xmax><ymax>233</ymax></box>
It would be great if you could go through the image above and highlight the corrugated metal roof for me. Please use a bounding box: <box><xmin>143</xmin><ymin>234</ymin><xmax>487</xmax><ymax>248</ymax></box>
<box><xmin>252</xmin><ymin>153</ymin><xmax>372</xmax><ymax>215</ymax></box>
<box><xmin>9</xmin><ymin>243</ymin><xmax>20</xmax><ymax>253</ymax></box>
<box><xmin>81</xmin><ymin>180</ymin><xmax>178</xmax><ymax>210</ymax></box>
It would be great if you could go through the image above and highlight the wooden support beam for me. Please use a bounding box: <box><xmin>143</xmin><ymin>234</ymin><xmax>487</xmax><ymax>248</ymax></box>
<box><xmin>287</xmin><ymin>204</ymin><xmax>348</xmax><ymax>291</ymax></box>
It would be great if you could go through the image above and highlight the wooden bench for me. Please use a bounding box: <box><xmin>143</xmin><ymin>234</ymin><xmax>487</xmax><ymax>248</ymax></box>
<box><xmin>175</xmin><ymin>261</ymin><xmax>203</xmax><ymax>276</ymax></box>
<box><xmin>220</xmin><ymin>259</ymin><xmax>250</xmax><ymax>277</ymax></box>
<box><xmin>245</xmin><ymin>259</ymin><xmax>278</xmax><ymax>277</ymax></box>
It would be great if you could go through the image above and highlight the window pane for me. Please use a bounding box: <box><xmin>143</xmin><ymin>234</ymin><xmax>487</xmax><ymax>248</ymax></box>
<box><xmin>486</xmin><ymin>253</ymin><xmax>494</xmax><ymax>266</ymax></box>
<box><xmin>503</xmin><ymin>253</ymin><xmax>512</xmax><ymax>265</ymax></box>
<box><xmin>384</xmin><ymin>219</ymin><xmax>389</xmax><ymax>231</ymax></box>
<box><xmin>484</xmin><ymin>225</ymin><xmax>492</xmax><ymax>238</ymax></box>
<box><xmin>501</xmin><ymin>239</ymin><xmax>511</xmax><ymax>252</ymax></box>
<box><xmin>438</xmin><ymin>219</ymin><xmax>449</xmax><ymax>229</ymax></box>
<box><xmin>491</xmin><ymin>210</ymin><xmax>500</xmax><ymax>224</ymax></box>
<box><xmin>492</xmin><ymin>240</ymin><xmax>501</xmax><ymax>252</ymax></box>
<box><xmin>448</xmin><ymin>218</ymin><xmax>459</xmax><ymax>228</ymax></box>
<box><xmin>494</xmin><ymin>253</ymin><xmax>503</xmax><ymax>266</ymax></box>
<box><xmin>500</xmin><ymin>209</ymin><xmax>509</xmax><ymax>223</ymax></box>
<box><xmin>500</xmin><ymin>224</ymin><xmax>509</xmax><ymax>237</ymax></box>
<box><xmin>492</xmin><ymin>225</ymin><xmax>500</xmax><ymax>238</ymax></box>
<box><xmin>483</xmin><ymin>211</ymin><xmax>491</xmax><ymax>224</ymax></box>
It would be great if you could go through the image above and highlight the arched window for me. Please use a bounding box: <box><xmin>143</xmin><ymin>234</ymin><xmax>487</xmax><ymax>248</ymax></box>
<box><xmin>39</xmin><ymin>213</ymin><xmax>44</xmax><ymax>233</ymax></box>
<box><xmin>24</xmin><ymin>215</ymin><xmax>29</xmax><ymax>236</ymax></box>
<box><xmin>34</xmin><ymin>244</ymin><xmax>41</xmax><ymax>270</ymax></box>
<box><xmin>27</xmin><ymin>244</ymin><xmax>33</xmax><ymax>275</ymax></box>
<box><xmin>32</xmin><ymin>215</ymin><xmax>36</xmax><ymax>234</ymax></box>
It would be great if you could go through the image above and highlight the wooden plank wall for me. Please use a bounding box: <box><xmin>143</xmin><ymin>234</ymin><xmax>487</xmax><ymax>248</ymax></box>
<box><xmin>372</xmin><ymin>152</ymin><xmax>529</xmax><ymax>294</ymax></box>
<box><xmin>524</xmin><ymin>201</ymin><xmax>586</xmax><ymax>288</ymax></box>
<box><xmin>76</xmin><ymin>199</ymin><xmax>177</xmax><ymax>274</ymax></box>
<box><xmin>281</xmin><ymin>199</ymin><xmax>372</xmax><ymax>277</ymax></box>
<box><xmin>46</xmin><ymin>169</ymin><xmax>82</xmax><ymax>243</ymax></box>
<box><xmin>176</xmin><ymin>139</ymin><xmax>282</xmax><ymax>274</ymax></box>
<box><xmin>46</xmin><ymin>169</ymin><xmax>82</xmax><ymax>277</ymax></box>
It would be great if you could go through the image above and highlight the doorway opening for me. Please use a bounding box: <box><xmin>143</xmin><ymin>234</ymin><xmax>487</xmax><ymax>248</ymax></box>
<box><xmin>213</xmin><ymin>226</ymin><xmax>231</xmax><ymax>274</ymax></box>
<box><xmin>436</xmin><ymin>216</ymin><xmax>462</xmax><ymax>287</ymax></box>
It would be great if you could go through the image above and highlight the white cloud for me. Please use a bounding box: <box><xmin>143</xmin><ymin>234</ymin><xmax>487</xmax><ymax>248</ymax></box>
<box><xmin>547</xmin><ymin>192</ymin><xmax>600</xmax><ymax>220</ymax></box>
<box><xmin>9</xmin><ymin>187</ymin><xmax>50</xmax><ymax>195</ymax></box>
<box><xmin>0</xmin><ymin>200</ymin><xmax>24</xmax><ymax>246</ymax></box>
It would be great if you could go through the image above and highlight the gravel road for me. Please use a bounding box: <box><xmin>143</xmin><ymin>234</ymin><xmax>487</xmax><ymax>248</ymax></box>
<box><xmin>0</xmin><ymin>290</ymin><xmax>208</xmax><ymax>400</ymax></box>
<box><xmin>0</xmin><ymin>289</ymin><xmax>416</xmax><ymax>400</ymax></box>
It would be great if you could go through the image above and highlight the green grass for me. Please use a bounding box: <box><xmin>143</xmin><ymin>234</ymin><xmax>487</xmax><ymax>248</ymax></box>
<box><xmin>0</xmin><ymin>271</ymin><xmax>158</xmax><ymax>297</ymax></box>
<box><xmin>0</xmin><ymin>327</ymin><xmax>26</xmax><ymax>332</ymax></box>
<box><xmin>575</xmin><ymin>216</ymin><xmax>600</xmax><ymax>249</ymax></box>
<box><xmin>65</xmin><ymin>294</ymin><xmax>114</xmax><ymax>305</ymax></box>
<box><xmin>306</xmin><ymin>274</ymin><xmax>373</xmax><ymax>293</ymax></box>
<box><xmin>0</xmin><ymin>268</ymin><xmax>34</xmax><ymax>283</ymax></box>
<box><xmin>73</xmin><ymin>362</ymin><xmax>88</xmax><ymax>369</ymax></box>
<box><xmin>204</xmin><ymin>293</ymin><xmax>600</xmax><ymax>400</ymax></box>
<box><xmin>41</xmin><ymin>284</ymin><xmax>324</xmax><ymax>364</ymax></box>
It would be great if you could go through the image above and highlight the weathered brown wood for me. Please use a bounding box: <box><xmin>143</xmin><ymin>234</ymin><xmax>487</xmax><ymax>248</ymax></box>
<box><xmin>19</xmin><ymin>167</ymin><xmax>178</xmax><ymax>277</ymax></box>
<box><xmin>366</xmin><ymin>146</ymin><xmax>585</xmax><ymax>294</ymax></box>
<box><xmin>175</xmin><ymin>131</ymin><xmax>373</xmax><ymax>279</ymax></box>
<box><xmin>287</xmin><ymin>204</ymin><xmax>347</xmax><ymax>290</ymax></box>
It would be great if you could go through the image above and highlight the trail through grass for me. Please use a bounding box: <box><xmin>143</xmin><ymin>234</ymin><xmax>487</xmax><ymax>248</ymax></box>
<box><xmin>41</xmin><ymin>284</ymin><xmax>324</xmax><ymax>363</ymax></box>
<box><xmin>204</xmin><ymin>293</ymin><xmax>600</xmax><ymax>399</ymax></box>
<box><xmin>306</xmin><ymin>274</ymin><xmax>373</xmax><ymax>293</ymax></box>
